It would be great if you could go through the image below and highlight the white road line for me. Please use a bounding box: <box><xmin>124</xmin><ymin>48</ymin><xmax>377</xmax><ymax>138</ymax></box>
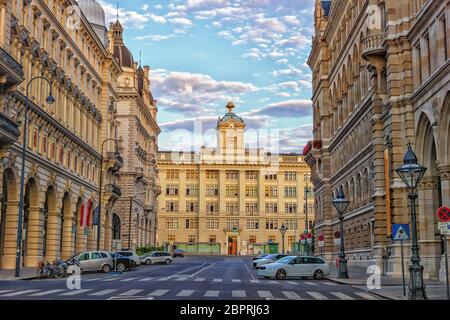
<box><xmin>148</xmin><ymin>289</ymin><xmax>169</xmax><ymax>297</ymax></box>
<box><xmin>89</xmin><ymin>289</ymin><xmax>118</xmax><ymax>296</ymax></box>
<box><xmin>322</xmin><ymin>281</ymin><xmax>338</xmax><ymax>286</ymax></box>
<box><xmin>121</xmin><ymin>277</ymin><xmax>138</xmax><ymax>282</ymax></box>
<box><xmin>174</xmin><ymin>263</ymin><xmax>207</xmax><ymax>278</ymax></box>
<box><xmin>156</xmin><ymin>277</ymin><xmax>170</xmax><ymax>281</ymax></box>
<box><xmin>250</xmin><ymin>280</ymin><xmax>260</xmax><ymax>284</ymax></box>
<box><xmin>287</xmin><ymin>281</ymin><xmax>298</xmax><ymax>285</ymax></box>
<box><xmin>330</xmin><ymin>292</ymin><xmax>355</xmax><ymax>300</ymax></box>
<box><xmin>257</xmin><ymin>291</ymin><xmax>273</xmax><ymax>299</ymax></box>
<box><xmin>139</xmin><ymin>277</ymin><xmax>154</xmax><ymax>282</ymax></box>
<box><xmin>354</xmin><ymin>292</ymin><xmax>378</xmax><ymax>300</ymax></box>
<box><xmin>59</xmin><ymin>289</ymin><xmax>92</xmax><ymax>296</ymax></box>
<box><xmin>244</xmin><ymin>263</ymin><xmax>256</xmax><ymax>280</ymax></box>
<box><xmin>194</xmin><ymin>278</ymin><xmax>205</xmax><ymax>282</ymax></box>
<box><xmin>176</xmin><ymin>290</ymin><xmax>195</xmax><ymax>297</ymax></box>
<box><xmin>175</xmin><ymin>277</ymin><xmax>188</xmax><ymax>281</ymax></box>
<box><xmin>1</xmin><ymin>289</ymin><xmax>40</xmax><ymax>297</ymax></box>
<box><xmin>269</xmin><ymin>280</ymin><xmax>278</xmax><ymax>284</ymax></box>
<box><xmin>84</xmin><ymin>278</ymin><xmax>102</xmax><ymax>282</ymax></box>
<box><xmin>232</xmin><ymin>290</ymin><xmax>246</xmax><ymax>298</ymax></box>
<box><xmin>119</xmin><ymin>289</ymin><xmax>144</xmax><ymax>296</ymax></box>
<box><xmin>304</xmin><ymin>281</ymin><xmax>318</xmax><ymax>286</ymax></box>
<box><xmin>30</xmin><ymin>289</ymin><xmax>66</xmax><ymax>296</ymax></box>
<box><xmin>186</xmin><ymin>263</ymin><xmax>215</xmax><ymax>279</ymax></box>
<box><xmin>204</xmin><ymin>290</ymin><xmax>220</xmax><ymax>297</ymax></box>
<box><xmin>212</xmin><ymin>278</ymin><xmax>223</xmax><ymax>282</ymax></box>
<box><xmin>103</xmin><ymin>277</ymin><xmax>119</xmax><ymax>282</ymax></box>
<box><xmin>306</xmin><ymin>291</ymin><xmax>328</xmax><ymax>300</ymax></box>
<box><xmin>232</xmin><ymin>279</ymin><xmax>242</xmax><ymax>283</ymax></box>
<box><xmin>0</xmin><ymin>290</ymin><xmax>13</xmax><ymax>294</ymax></box>
<box><xmin>282</xmin><ymin>291</ymin><xmax>303</xmax><ymax>300</ymax></box>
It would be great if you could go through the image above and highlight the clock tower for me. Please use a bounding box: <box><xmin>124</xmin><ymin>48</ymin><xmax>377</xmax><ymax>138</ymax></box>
<box><xmin>217</xmin><ymin>102</ymin><xmax>246</xmax><ymax>154</ymax></box>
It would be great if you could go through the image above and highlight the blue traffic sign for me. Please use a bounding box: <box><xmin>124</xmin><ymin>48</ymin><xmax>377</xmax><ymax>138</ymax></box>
<box><xmin>392</xmin><ymin>224</ymin><xmax>410</xmax><ymax>241</ymax></box>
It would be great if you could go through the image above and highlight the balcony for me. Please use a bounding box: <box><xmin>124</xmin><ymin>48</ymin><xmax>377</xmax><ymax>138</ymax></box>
<box><xmin>105</xmin><ymin>184</ymin><xmax>122</xmax><ymax>197</ymax></box>
<box><xmin>0</xmin><ymin>112</ymin><xmax>20</xmax><ymax>147</ymax></box>
<box><xmin>135</xmin><ymin>166</ymin><xmax>144</xmax><ymax>179</ymax></box>
<box><xmin>105</xmin><ymin>151</ymin><xmax>123</xmax><ymax>174</ymax></box>
<box><xmin>0</xmin><ymin>46</ymin><xmax>24</xmax><ymax>89</ymax></box>
<box><xmin>362</xmin><ymin>33</ymin><xmax>386</xmax><ymax>61</ymax></box>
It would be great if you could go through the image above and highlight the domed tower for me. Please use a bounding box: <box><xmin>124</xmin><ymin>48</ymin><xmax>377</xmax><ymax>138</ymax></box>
<box><xmin>217</xmin><ymin>102</ymin><xmax>246</xmax><ymax>154</ymax></box>
<box><xmin>77</xmin><ymin>0</ymin><xmax>108</xmax><ymax>47</ymax></box>
<box><xmin>109</xmin><ymin>18</ymin><xmax>134</xmax><ymax>69</ymax></box>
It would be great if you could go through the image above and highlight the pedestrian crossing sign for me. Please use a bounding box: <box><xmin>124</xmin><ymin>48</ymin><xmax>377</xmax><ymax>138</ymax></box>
<box><xmin>392</xmin><ymin>224</ymin><xmax>410</xmax><ymax>241</ymax></box>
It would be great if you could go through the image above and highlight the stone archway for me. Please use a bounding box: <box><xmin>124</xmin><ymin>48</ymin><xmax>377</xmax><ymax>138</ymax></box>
<box><xmin>416</xmin><ymin>112</ymin><xmax>442</xmax><ymax>279</ymax></box>
<box><xmin>112</xmin><ymin>213</ymin><xmax>121</xmax><ymax>251</ymax></box>
<box><xmin>43</xmin><ymin>186</ymin><xmax>58</xmax><ymax>261</ymax></box>
<box><xmin>60</xmin><ymin>192</ymin><xmax>74</xmax><ymax>259</ymax></box>
<box><xmin>104</xmin><ymin>209</ymin><xmax>112</xmax><ymax>251</ymax></box>
<box><xmin>74</xmin><ymin>197</ymin><xmax>86</xmax><ymax>253</ymax></box>
<box><xmin>0</xmin><ymin>168</ymin><xmax>19</xmax><ymax>269</ymax></box>
<box><xmin>22</xmin><ymin>177</ymin><xmax>40</xmax><ymax>267</ymax></box>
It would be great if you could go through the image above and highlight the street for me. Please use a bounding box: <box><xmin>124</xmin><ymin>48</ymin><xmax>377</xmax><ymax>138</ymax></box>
<box><xmin>0</xmin><ymin>256</ymin><xmax>382</xmax><ymax>300</ymax></box>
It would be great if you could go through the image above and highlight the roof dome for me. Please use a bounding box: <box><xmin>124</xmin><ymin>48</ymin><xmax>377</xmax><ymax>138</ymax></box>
<box><xmin>77</xmin><ymin>0</ymin><xmax>106</xmax><ymax>27</ymax></box>
<box><xmin>110</xmin><ymin>20</ymin><xmax>134</xmax><ymax>68</ymax></box>
<box><xmin>218</xmin><ymin>102</ymin><xmax>245</xmax><ymax>125</ymax></box>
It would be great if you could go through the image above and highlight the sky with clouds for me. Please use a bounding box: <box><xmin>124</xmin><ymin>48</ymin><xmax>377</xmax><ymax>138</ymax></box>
<box><xmin>97</xmin><ymin>0</ymin><xmax>315</xmax><ymax>153</ymax></box>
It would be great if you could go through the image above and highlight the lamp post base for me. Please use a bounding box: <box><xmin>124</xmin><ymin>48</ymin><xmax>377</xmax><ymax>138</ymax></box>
<box><xmin>408</xmin><ymin>264</ymin><xmax>427</xmax><ymax>300</ymax></box>
<box><xmin>338</xmin><ymin>258</ymin><xmax>349</xmax><ymax>279</ymax></box>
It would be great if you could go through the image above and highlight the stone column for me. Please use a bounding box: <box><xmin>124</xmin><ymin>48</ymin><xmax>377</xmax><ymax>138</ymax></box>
<box><xmin>44</xmin><ymin>210</ymin><xmax>61</xmax><ymax>261</ymax></box>
<box><xmin>24</xmin><ymin>206</ymin><xmax>43</xmax><ymax>267</ymax></box>
<box><xmin>0</xmin><ymin>201</ymin><xmax>19</xmax><ymax>269</ymax></box>
<box><xmin>61</xmin><ymin>215</ymin><xmax>74</xmax><ymax>259</ymax></box>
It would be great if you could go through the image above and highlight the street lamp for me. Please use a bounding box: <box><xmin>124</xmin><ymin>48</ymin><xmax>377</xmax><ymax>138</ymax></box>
<box><xmin>279</xmin><ymin>224</ymin><xmax>288</xmax><ymax>254</ymax></box>
<box><xmin>304</xmin><ymin>185</ymin><xmax>311</xmax><ymax>233</ymax></box>
<box><xmin>15</xmin><ymin>76</ymin><xmax>54</xmax><ymax>277</ymax></box>
<box><xmin>395</xmin><ymin>144</ymin><xmax>427</xmax><ymax>300</ymax></box>
<box><xmin>332</xmin><ymin>187</ymin><xmax>350</xmax><ymax>279</ymax></box>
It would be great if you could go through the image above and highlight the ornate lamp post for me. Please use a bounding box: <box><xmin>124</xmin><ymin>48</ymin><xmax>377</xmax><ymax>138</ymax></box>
<box><xmin>15</xmin><ymin>77</ymin><xmax>55</xmax><ymax>277</ymax></box>
<box><xmin>332</xmin><ymin>187</ymin><xmax>350</xmax><ymax>279</ymax></box>
<box><xmin>279</xmin><ymin>224</ymin><xmax>288</xmax><ymax>254</ymax></box>
<box><xmin>395</xmin><ymin>144</ymin><xmax>427</xmax><ymax>300</ymax></box>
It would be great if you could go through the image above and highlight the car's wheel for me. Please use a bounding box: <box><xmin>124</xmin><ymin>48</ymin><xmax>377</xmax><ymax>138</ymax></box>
<box><xmin>117</xmin><ymin>263</ymin><xmax>126</xmax><ymax>272</ymax></box>
<box><xmin>313</xmin><ymin>269</ymin><xmax>324</xmax><ymax>280</ymax></box>
<box><xmin>145</xmin><ymin>259</ymin><xmax>152</xmax><ymax>265</ymax></box>
<box><xmin>275</xmin><ymin>269</ymin><xmax>287</xmax><ymax>280</ymax></box>
<box><xmin>102</xmin><ymin>264</ymin><xmax>111</xmax><ymax>273</ymax></box>
<box><xmin>165</xmin><ymin>259</ymin><xmax>172</xmax><ymax>265</ymax></box>
<box><xmin>129</xmin><ymin>262</ymin><xmax>136</xmax><ymax>271</ymax></box>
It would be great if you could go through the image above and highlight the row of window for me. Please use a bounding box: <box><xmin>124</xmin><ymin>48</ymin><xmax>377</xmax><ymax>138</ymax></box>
<box><xmin>165</xmin><ymin>202</ymin><xmax>298</xmax><ymax>214</ymax></box>
<box><xmin>166</xmin><ymin>185</ymin><xmax>300</xmax><ymax>197</ymax></box>
<box><xmin>165</xmin><ymin>218</ymin><xmax>298</xmax><ymax>230</ymax></box>
<box><xmin>167</xmin><ymin>235</ymin><xmax>298</xmax><ymax>245</ymax></box>
<box><xmin>165</xmin><ymin>170</ymin><xmax>309</xmax><ymax>181</ymax></box>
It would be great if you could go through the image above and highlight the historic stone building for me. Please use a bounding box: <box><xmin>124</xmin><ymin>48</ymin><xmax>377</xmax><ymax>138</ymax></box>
<box><xmin>0</xmin><ymin>0</ymin><xmax>123</xmax><ymax>270</ymax></box>
<box><xmin>307</xmin><ymin>0</ymin><xmax>449</xmax><ymax>281</ymax></box>
<box><xmin>157</xmin><ymin>103</ymin><xmax>313</xmax><ymax>255</ymax></box>
<box><xmin>109</xmin><ymin>17</ymin><xmax>160</xmax><ymax>250</ymax></box>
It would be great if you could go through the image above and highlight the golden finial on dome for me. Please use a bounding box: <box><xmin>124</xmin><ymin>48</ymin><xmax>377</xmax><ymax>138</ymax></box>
<box><xmin>226</xmin><ymin>101</ymin><xmax>235</xmax><ymax>113</ymax></box>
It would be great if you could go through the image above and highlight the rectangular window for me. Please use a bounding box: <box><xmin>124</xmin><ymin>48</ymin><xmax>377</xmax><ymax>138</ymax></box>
<box><xmin>265</xmin><ymin>203</ymin><xmax>278</xmax><ymax>213</ymax></box>
<box><xmin>246</xmin><ymin>219</ymin><xmax>259</xmax><ymax>230</ymax></box>
<box><xmin>209</xmin><ymin>235</ymin><xmax>217</xmax><ymax>243</ymax></box>
<box><xmin>245</xmin><ymin>171</ymin><xmax>258</xmax><ymax>180</ymax></box>
<box><xmin>226</xmin><ymin>202</ymin><xmax>239</xmax><ymax>215</ymax></box>
<box><xmin>188</xmin><ymin>235</ymin><xmax>196</xmax><ymax>243</ymax></box>
<box><xmin>206</xmin><ymin>170</ymin><xmax>219</xmax><ymax>179</ymax></box>
<box><xmin>265</xmin><ymin>219</ymin><xmax>278</xmax><ymax>230</ymax></box>
<box><xmin>206</xmin><ymin>218</ymin><xmax>219</xmax><ymax>230</ymax></box>
<box><xmin>226</xmin><ymin>219</ymin><xmax>239</xmax><ymax>229</ymax></box>
<box><xmin>245</xmin><ymin>186</ymin><xmax>258</xmax><ymax>197</ymax></box>
<box><xmin>284</xmin><ymin>172</ymin><xmax>297</xmax><ymax>181</ymax></box>
<box><xmin>245</xmin><ymin>203</ymin><xmax>258</xmax><ymax>215</ymax></box>
<box><xmin>249</xmin><ymin>235</ymin><xmax>256</xmax><ymax>244</ymax></box>
<box><xmin>284</xmin><ymin>186</ymin><xmax>297</xmax><ymax>197</ymax></box>
<box><xmin>186</xmin><ymin>184</ymin><xmax>198</xmax><ymax>196</ymax></box>
<box><xmin>165</xmin><ymin>218</ymin><xmax>178</xmax><ymax>229</ymax></box>
<box><xmin>186</xmin><ymin>202</ymin><xmax>198</xmax><ymax>213</ymax></box>
<box><xmin>165</xmin><ymin>202</ymin><xmax>179</xmax><ymax>212</ymax></box>
<box><xmin>166</xmin><ymin>169</ymin><xmax>179</xmax><ymax>179</ymax></box>
<box><xmin>226</xmin><ymin>185</ymin><xmax>239</xmax><ymax>197</ymax></box>
<box><xmin>206</xmin><ymin>185</ymin><xmax>219</xmax><ymax>196</ymax></box>
<box><xmin>226</xmin><ymin>171</ymin><xmax>239</xmax><ymax>180</ymax></box>
<box><xmin>186</xmin><ymin>170</ymin><xmax>199</xmax><ymax>180</ymax></box>
<box><xmin>265</xmin><ymin>186</ymin><xmax>278</xmax><ymax>197</ymax></box>
<box><xmin>264</xmin><ymin>172</ymin><xmax>278</xmax><ymax>180</ymax></box>
<box><xmin>185</xmin><ymin>219</ymin><xmax>198</xmax><ymax>230</ymax></box>
<box><xmin>206</xmin><ymin>202</ymin><xmax>219</xmax><ymax>214</ymax></box>
<box><xmin>166</xmin><ymin>185</ymin><xmax>179</xmax><ymax>196</ymax></box>
<box><xmin>285</xmin><ymin>203</ymin><xmax>297</xmax><ymax>214</ymax></box>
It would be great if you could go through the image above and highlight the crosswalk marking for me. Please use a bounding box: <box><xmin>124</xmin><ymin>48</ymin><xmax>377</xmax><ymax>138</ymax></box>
<box><xmin>322</xmin><ymin>281</ymin><xmax>337</xmax><ymax>286</ymax></box>
<box><xmin>121</xmin><ymin>277</ymin><xmax>138</xmax><ymax>282</ymax></box>
<box><xmin>175</xmin><ymin>277</ymin><xmax>188</xmax><ymax>281</ymax></box>
<box><xmin>212</xmin><ymin>278</ymin><xmax>223</xmax><ymax>282</ymax></box>
<box><xmin>250</xmin><ymin>280</ymin><xmax>260</xmax><ymax>284</ymax></box>
<box><xmin>176</xmin><ymin>290</ymin><xmax>195</xmax><ymax>297</ymax></box>
<box><xmin>103</xmin><ymin>277</ymin><xmax>119</xmax><ymax>282</ymax></box>
<box><xmin>232</xmin><ymin>279</ymin><xmax>241</xmax><ymax>283</ymax></box>
<box><xmin>282</xmin><ymin>291</ymin><xmax>303</xmax><ymax>300</ymax></box>
<box><xmin>59</xmin><ymin>289</ymin><xmax>92</xmax><ymax>296</ymax></box>
<box><xmin>354</xmin><ymin>292</ymin><xmax>378</xmax><ymax>300</ymax></box>
<box><xmin>30</xmin><ymin>289</ymin><xmax>66</xmax><ymax>296</ymax></box>
<box><xmin>157</xmin><ymin>277</ymin><xmax>170</xmax><ymax>281</ymax></box>
<box><xmin>149</xmin><ymin>289</ymin><xmax>169</xmax><ymax>297</ymax></box>
<box><xmin>85</xmin><ymin>278</ymin><xmax>102</xmax><ymax>282</ymax></box>
<box><xmin>257</xmin><ymin>291</ymin><xmax>273</xmax><ymax>299</ymax></box>
<box><xmin>194</xmin><ymin>278</ymin><xmax>205</xmax><ymax>282</ymax></box>
<box><xmin>139</xmin><ymin>278</ymin><xmax>154</xmax><ymax>282</ymax></box>
<box><xmin>304</xmin><ymin>281</ymin><xmax>317</xmax><ymax>286</ymax></box>
<box><xmin>330</xmin><ymin>292</ymin><xmax>355</xmax><ymax>300</ymax></box>
<box><xmin>1</xmin><ymin>289</ymin><xmax>40</xmax><ymax>297</ymax></box>
<box><xmin>204</xmin><ymin>290</ymin><xmax>220</xmax><ymax>297</ymax></box>
<box><xmin>119</xmin><ymin>289</ymin><xmax>144</xmax><ymax>296</ymax></box>
<box><xmin>89</xmin><ymin>289</ymin><xmax>118</xmax><ymax>296</ymax></box>
<box><xmin>306</xmin><ymin>291</ymin><xmax>328</xmax><ymax>300</ymax></box>
<box><xmin>0</xmin><ymin>290</ymin><xmax>13</xmax><ymax>295</ymax></box>
<box><xmin>232</xmin><ymin>290</ymin><xmax>246</xmax><ymax>298</ymax></box>
<box><xmin>269</xmin><ymin>280</ymin><xmax>278</xmax><ymax>284</ymax></box>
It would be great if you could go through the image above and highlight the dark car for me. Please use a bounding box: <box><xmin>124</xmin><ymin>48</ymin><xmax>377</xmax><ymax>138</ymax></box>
<box><xmin>253</xmin><ymin>253</ymin><xmax>269</xmax><ymax>261</ymax></box>
<box><xmin>173</xmin><ymin>249</ymin><xmax>185</xmax><ymax>258</ymax></box>
<box><xmin>110</xmin><ymin>253</ymin><xmax>136</xmax><ymax>272</ymax></box>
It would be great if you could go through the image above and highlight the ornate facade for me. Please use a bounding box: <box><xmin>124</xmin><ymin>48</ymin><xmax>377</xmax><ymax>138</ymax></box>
<box><xmin>157</xmin><ymin>103</ymin><xmax>312</xmax><ymax>255</ymax></box>
<box><xmin>109</xmin><ymin>18</ymin><xmax>160</xmax><ymax>250</ymax></box>
<box><xmin>0</xmin><ymin>0</ymin><xmax>123</xmax><ymax>270</ymax></box>
<box><xmin>307</xmin><ymin>0</ymin><xmax>450</xmax><ymax>281</ymax></box>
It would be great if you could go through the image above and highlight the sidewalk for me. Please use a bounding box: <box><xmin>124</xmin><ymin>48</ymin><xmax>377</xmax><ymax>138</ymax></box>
<box><xmin>0</xmin><ymin>267</ymin><xmax>36</xmax><ymax>281</ymax></box>
<box><xmin>327</xmin><ymin>265</ymin><xmax>450</xmax><ymax>300</ymax></box>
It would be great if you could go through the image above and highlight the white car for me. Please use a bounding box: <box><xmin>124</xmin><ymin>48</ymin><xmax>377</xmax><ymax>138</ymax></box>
<box><xmin>252</xmin><ymin>254</ymin><xmax>288</xmax><ymax>269</ymax></box>
<box><xmin>116</xmin><ymin>251</ymin><xmax>141</xmax><ymax>266</ymax></box>
<box><xmin>140</xmin><ymin>251</ymin><xmax>173</xmax><ymax>265</ymax></box>
<box><xmin>257</xmin><ymin>256</ymin><xmax>330</xmax><ymax>280</ymax></box>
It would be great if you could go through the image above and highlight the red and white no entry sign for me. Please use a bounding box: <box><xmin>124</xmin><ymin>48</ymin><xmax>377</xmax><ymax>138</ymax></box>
<box><xmin>318</xmin><ymin>234</ymin><xmax>324</xmax><ymax>242</ymax></box>
<box><xmin>437</xmin><ymin>207</ymin><xmax>450</xmax><ymax>222</ymax></box>
<box><xmin>334</xmin><ymin>231</ymin><xmax>341</xmax><ymax>239</ymax></box>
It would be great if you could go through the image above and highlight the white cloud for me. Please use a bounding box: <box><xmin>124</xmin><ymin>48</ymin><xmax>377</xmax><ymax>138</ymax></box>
<box><xmin>168</xmin><ymin>17</ymin><xmax>193</xmax><ymax>26</ymax></box>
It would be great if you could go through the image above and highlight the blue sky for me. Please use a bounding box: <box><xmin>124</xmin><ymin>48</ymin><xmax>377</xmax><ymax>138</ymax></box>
<box><xmin>98</xmin><ymin>0</ymin><xmax>315</xmax><ymax>153</ymax></box>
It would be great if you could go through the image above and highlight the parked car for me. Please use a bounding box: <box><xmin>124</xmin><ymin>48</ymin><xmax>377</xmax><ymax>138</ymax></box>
<box><xmin>116</xmin><ymin>251</ymin><xmax>141</xmax><ymax>266</ymax></box>
<box><xmin>252</xmin><ymin>253</ymin><xmax>269</xmax><ymax>261</ymax></box>
<box><xmin>253</xmin><ymin>254</ymin><xmax>288</xmax><ymax>269</ymax></box>
<box><xmin>257</xmin><ymin>256</ymin><xmax>330</xmax><ymax>280</ymax></box>
<box><xmin>111</xmin><ymin>253</ymin><xmax>137</xmax><ymax>272</ymax></box>
<box><xmin>140</xmin><ymin>251</ymin><xmax>173</xmax><ymax>265</ymax></box>
<box><xmin>72</xmin><ymin>251</ymin><xmax>113</xmax><ymax>273</ymax></box>
<box><xmin>173</xmin><ymin>249</ymin><xmax>185</xmax><ymax>258</ymax></box>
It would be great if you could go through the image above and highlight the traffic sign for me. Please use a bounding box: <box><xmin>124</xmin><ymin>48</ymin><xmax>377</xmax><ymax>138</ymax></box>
<box><xmin>392</xmin><ymin>224</ymin><xmax>410</xmax><ymax>241</ymax></box>
<box><xmin>334</xmin><ymin>231</ymin><xmax>340</xmax><ymax>239</ymax></box>
<box><xmin>333</xmin><ymin>238</ymin><xmax>340</xmax><ymax>246</ymax></box>
<box><xmin>439</xmin><ymin>222</ymin><xmax>450</xmax><ymax>235</ymax></box>
<box><xmin>318</xmin><ymin>241</ymin><xmax>324</xmax><ymax>247</ymax></box>
<box><xmin>438</xmin><ymin>207</ymin><xmax>450</xmax><ymax>222</ymax></box>
<box><xmin>307</xmin><ymin>233</ymin><xmax>312</xmax><ymax>239</ymax></box>
<box><xmin>318</xmin><ymin>234</ymin><xmax>324</xmax><ymax>242</ymax></box>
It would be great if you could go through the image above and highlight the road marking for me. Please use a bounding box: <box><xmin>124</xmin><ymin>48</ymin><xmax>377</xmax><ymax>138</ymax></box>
<box><xmin>232</xmin><ymin>279</ymin><xmax>241</xmax><ymax>283</ymax></box>
<box><xmin>30</xmin><ymin>289</ymin><xmax>66</xmax><ymax>296</ymax></box>
<box><xmin>0</xmin><ymin>290</ymin><xmax>13</xmax><ymax>294</ymax></box>
<box><xmin>250</xmin><ymin>280</ymin><xmax>260</xmax><ymax>283</ymax></box>
<box><xmin>156</xmin><ymin>277</ymin><xmax>170</xmax><ymax>281</ymax></box>
<box><xmin>212</xmin><ymin>278</ymin><xmax>223</xmax><ymax>283</ymax></box>
<box><xmin>139</xmin><ymin>277</ymin><xmax>154</xmax><ymax>282</ymax></box>
<box><xmin>268</xmin><ymin>280</ymin><xmax>278</xmax><ymax>284</ymax></box>
<box><xmin>89</xmin><ymin>289</ymin><xmax>118</xmax><ymax>296</ymax></box>
<box><xmin>119</xmin><ymin>289</ymin><xmax>144</xmax><ymax>296</ymax></box>
<box><xmin>330</xmin><ymin>292</ymin><xmax>355</xmax><ymax>300</ymax></box>
<box><xmin>232</xmin><ymin>290</ymin><xmax>246</xmax><ymax>298</ymax></box>
<box><xmin>282</xmin><ymin>291</ymin><xmax>303</xmax><ymax>300</ymax></box>
<box><xmin>103</xmin><ymin>277</ymin><xmax>119</xmax><ymax>282</ymax></box>
<box><xmin>186</xmin><ymin>263</ymin><xmax>215</xmax><ymax>279</ymax></box>
<box><xmin>174</xmin><ymin>263</ymin><xmax>207</xmax><ymax>277</ymax></box>
<box><xmin>1</xmin><ymin>289</ymin><xmax>40</xmax><ymax>297</ymax></box>
<box><xmin>304</xmin><ymin>281</ymin><xmax>317</xmax><ymax>286</ymax></box>
<box><xmin>194</xmin><ymin>278</ymin><xmax>205</xmax><ymax>282</ymax></box>
<box><xmin>175</xmin><ymin>277</ymin><xmax>188</xmax><ymax>281</ymax></box>
<box><xmin>322</xmin><ymin>281</ymin><xmax>337</xmax><ymax>286</ymax></box>
<box><xmin>287</xmin><ymin>281</ymin><xmax>298</xmax><ymax>285</ymax></box>
<box><xmin>121</xmin><ymin>277</ymin><xmax>138</xmax><ymax>282</ymax></box>
<box><xmin>59</xmin><ymin>289</ymin><xmax>92</xmax><ymax>296</ymax></box>
<box><xmin>306</xmin><ymin>291</ymin><xmax>328</xmax><ymax>300</ymax></box>
<box><xmin>176</xmin><ymin>290</ymin><xmax>195</xmax><ymax>297</ymax></box>
<box><xmin>84</xmin><ymin>278</ymin><xmax>102</xmax><ymax>282</ymax></box>
<box><xmin>204</xmin><ymin>290</ymin><xmax>220</xmax><ymax>297</ymax></box>
<box><xmin>354</xmin><ymin>292</ymin><xmax>378</xmax><ymax>300</ymax></box>
<box><xmin>244</xmin><ymin>263</ymin><xmax>256</xmax><ymax>280</ymax></box>
<box><xmin>257</xmin><ymin>291</ymin><xmax>273</xmax><ymax>299</ymax></box>
<box><xmin>149</xmin><ymin>289</ymin><xmax>169</xmax><ymax>297</ymax></box>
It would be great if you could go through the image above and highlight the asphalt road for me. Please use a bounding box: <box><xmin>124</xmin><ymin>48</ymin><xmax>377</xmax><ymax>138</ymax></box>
<box><xmin>0</xmin><ymin>256</ymin><xmax>382</xmax><ymax>300</ymax></box>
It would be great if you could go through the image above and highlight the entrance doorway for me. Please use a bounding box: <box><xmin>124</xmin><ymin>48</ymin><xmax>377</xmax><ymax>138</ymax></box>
<box><xmin>228</xmin><ymin>236</ymin><xmax>237</xmax><ymax>255</ymax></box>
